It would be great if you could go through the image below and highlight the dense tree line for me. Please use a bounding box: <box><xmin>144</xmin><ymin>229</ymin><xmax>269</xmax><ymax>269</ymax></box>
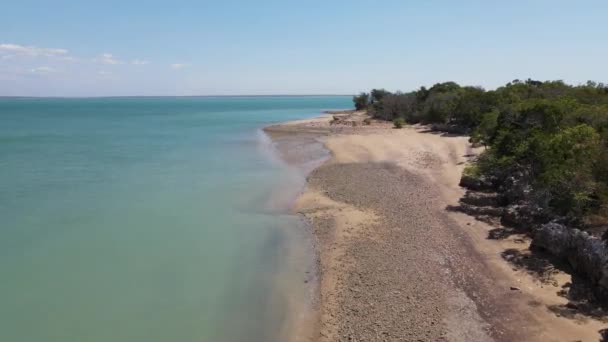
<box><xmin>354</xmin><ymin>80</ymin><xmax>608</xmax><ymax>229</ymax></box>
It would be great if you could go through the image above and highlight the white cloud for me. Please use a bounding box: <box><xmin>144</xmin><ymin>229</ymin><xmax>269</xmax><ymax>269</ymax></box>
<box><xmin>96</xmin><ymin>70</ymin><xmax>120</xmax><ymax>81</ymax></box>
<box><xmin>170</xmin><ymin>63</ymin><xmax>189</xmax><ymax>70</ymax></box>
<box><xmin>59</xmin><ymin>56</ymin><xmax>78</xmax><ymax>62</ymax></box>
<box><xmin>0</xmin><ymin>44</ymin><xmax>146</xmax><ymax>67</ymax></box>
<box><xmin>95</xmin><ymin>53</ymin><xmax>123</xmax><ymax>65</ymax></box>
<box><xmin>30</xmin><ymin>66</ymin><xmax>57</xmax><ymax>74</ymax></box>
<box><xmin>0</xmin><ymin>43</ymin><xmax>69</xmax><ymax>59</ymax></box>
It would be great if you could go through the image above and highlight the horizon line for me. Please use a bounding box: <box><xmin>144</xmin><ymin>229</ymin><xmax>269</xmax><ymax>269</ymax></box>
<box><xmin>0</xmin><ymin>94</ymin><xmax>355</xmax><ymax>99</ymax></box>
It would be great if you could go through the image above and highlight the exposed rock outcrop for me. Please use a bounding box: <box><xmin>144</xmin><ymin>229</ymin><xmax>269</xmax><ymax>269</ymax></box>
<box><xmin>532</xmin><ymin>222</ymin><xmax>608</xmax><ymax>303</ymax></box>
<box><xmin>459</xmin><ymin>170</ymin><xmax>608</xmax><ymax>304</ymax></box>
<box><xmin>459</xmin><ymin>174</ymin><xmax>493</xmax><ymax>192</ymax></box>
<box><xmin>501</xmin><ymin>203</ymin><xmax>547</xmax><ymax>229</ymax></box>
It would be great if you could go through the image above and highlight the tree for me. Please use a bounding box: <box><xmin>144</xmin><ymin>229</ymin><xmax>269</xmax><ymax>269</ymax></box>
<box><xmin>370</xmin><ymin>89</ymin><xmax>391</xmax><ymax>104</ymax></box>
<box><xmin>353</xmin><ymin>79</ymin><xmax>608</xmax><ymax>224</ymax></box>
<box><xmin>534</xmin><ymin>124</ymin><xmax>601</xmax><ymax>217</ymax></box>
<box><xmin>428</xmin><ymin>81</ymin><xmax>461</xmax><ymax>94</ymax></box>
<box><xmin>353</xmin><ymin>93</ymin><xmax>369</xmax><ymax>110</ymax></box>
<box><xmin>374</xmin><ymin>93</ymin><xmax>417</xmax><ymax>121</ymax></box>
<box><xmin>422</xmin><ymin>91</ymin><xmax>461</xmax><ymax>124</ymax></box>
<box><xmin>452</xmin><ymin>87</ymin><xmax>494</xmax><ymax>128</ymax></box>
<box><xmin>470</xmin><ymin>110</ymin><xmax>499</xmax><ymax>146</ymax></box>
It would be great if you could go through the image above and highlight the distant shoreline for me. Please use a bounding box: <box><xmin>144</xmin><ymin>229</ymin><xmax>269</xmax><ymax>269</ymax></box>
<box><xmin>0</xmin><ymin>94</ymin><xmax>354</xmax><ymax>100</ymax></box>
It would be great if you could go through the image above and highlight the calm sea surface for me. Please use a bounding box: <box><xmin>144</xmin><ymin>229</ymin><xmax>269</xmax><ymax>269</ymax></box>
<box><xmin>0</xmin><ymin>96</ymin><xmax>351</xmax><ymax>342</ymax></box>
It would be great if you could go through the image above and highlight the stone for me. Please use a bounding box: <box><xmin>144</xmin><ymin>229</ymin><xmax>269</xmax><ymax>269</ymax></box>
<box><xmin>532</xmin><ymin>222</ymin><xmax>608</xmax><ymax>304</ymax></box>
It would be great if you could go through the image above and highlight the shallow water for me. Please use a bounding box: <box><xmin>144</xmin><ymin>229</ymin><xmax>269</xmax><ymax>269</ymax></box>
<box><xmin>0</xmin><ymin>96</ymin><xmax>350</xmax><ymax>342</ymax></box>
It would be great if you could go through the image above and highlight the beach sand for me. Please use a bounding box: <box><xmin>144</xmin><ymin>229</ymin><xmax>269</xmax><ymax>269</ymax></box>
<box><xmin>264</xmin><ymin>111</ymin><xmax>607</xmax><ymax>341</ymax></box>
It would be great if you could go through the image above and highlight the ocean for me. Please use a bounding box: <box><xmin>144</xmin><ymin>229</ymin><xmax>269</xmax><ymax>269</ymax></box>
<box><xmin>0</xmin><ymin>96</ymin><xmax>351</xmax><ymax>342</ymax></box>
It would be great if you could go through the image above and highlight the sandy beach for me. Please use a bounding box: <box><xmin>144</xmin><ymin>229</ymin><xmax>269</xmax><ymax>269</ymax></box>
<box><xmin>265</xmin><ymin>111</ymin><xmax>607</xmax><ymax>341</ymax></box>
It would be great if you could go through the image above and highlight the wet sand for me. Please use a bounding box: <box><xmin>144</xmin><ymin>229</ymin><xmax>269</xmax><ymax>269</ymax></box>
<box><xmin>265</xmin><ymin>112</ymin><xmax>607</xmax><ymax>341</ymax></box>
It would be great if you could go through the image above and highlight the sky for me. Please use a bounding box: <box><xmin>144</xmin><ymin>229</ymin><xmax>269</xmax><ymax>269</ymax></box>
<box><xmin>1</xmin><ymin>0</ymin><xmax>607</xmax><ymax>96</ymax></box>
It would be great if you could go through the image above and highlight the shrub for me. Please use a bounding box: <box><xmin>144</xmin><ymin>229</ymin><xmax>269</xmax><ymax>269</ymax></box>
<box><xmin>470</xmin><ymin>110</ymin><xmax>499</xmax><ymax>146</ymax></box>
<box><xmin>393</xmin><ymin>117</ymin><xmax>405</xmax><ymax>129</ymax></box>
<box><xmin>353</xmin><ymin>93</ymin><xmax>369</xmax><ymax>110</ymax></box>
<box><xmin>463</xmin><ymin>164</ymin><xmax>481</xmax><ymax>178</ymax></box>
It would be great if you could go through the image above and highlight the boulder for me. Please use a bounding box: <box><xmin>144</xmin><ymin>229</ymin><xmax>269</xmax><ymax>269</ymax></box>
<box><xmin>500</xmin><ymin>200</ymin><xmax>550</xmax><ymax>230</ymax></box>
<box><xmin>498</xmin><ymin>170</ymin><xmax>532</xmax><ymax>204</ymax></box>
<box><xmin>532</xmin><ymin>222</ymin><xmax>608</xmax><ymax>303</ymax></box>
<box><xmin>459</xmin><ymin>175</ymin><xmax>493</xmax><ymax>191</ymax></box>
<box><xmin>501</xmin><ymin>204</ymin><xmax>535</xmax><ymax>229</ymax></box>
<box><xmin>459</xmin><ymin>192</ymin><xmax>497</xmax><ymax>207</ymax></box>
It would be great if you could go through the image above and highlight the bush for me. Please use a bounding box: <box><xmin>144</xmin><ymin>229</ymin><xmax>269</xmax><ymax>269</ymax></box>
<box><xmin>470</xmin><ymin>110</ymin><xmax>498</xmax><ymax>146</ymax></box>
<box><xmin>372</xmin><ymin>93</ymin><xmax>417</xmax><ymax>122</ymax></box>
<box><xmin>463</xmin><ymin>164</ymin><xmax>481</xmax><ymax>178</ymax></box>
<box><xmin>393</xmin><ymin>117</ymin><xmax>405</xmax><ymax>129</ymax></box>
<box><xmin>353</xmin><ymin>93</ymin><xmax>369</xmax><ymax>110</ymax></box>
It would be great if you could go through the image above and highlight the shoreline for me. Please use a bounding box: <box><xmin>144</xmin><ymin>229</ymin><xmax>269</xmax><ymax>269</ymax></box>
<box><xmin>262</xmin><ymin>113</ymin><xmax>334</xmax><ymax>342</ymax></box>
<box><xmin>266</xmin><ymin>110</ymin><xmax>607</xmax><ymax>341</ymax></box>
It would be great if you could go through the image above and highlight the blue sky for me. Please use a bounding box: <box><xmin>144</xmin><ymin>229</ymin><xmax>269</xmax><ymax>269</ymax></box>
<box><xmin>1</xmin><ymin>0</ymin><xmax>607</xmax><ymax>96</ymax></box>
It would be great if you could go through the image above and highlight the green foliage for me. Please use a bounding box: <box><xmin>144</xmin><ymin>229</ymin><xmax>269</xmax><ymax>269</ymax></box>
<box><xmin>393</xmin><ymin>117</ymin><xmax>405</xmax><ymax>129</ymax></box>
<box><xmin>356</xmin><ymin>79</ymin><xmax>608</xmax><ymax>224</ymax></box>
<box><xmin>470</xmin><ymin>110</ymin><xmax>498</xmax><ymax>146</ymax></box>
<box><xmin>463</xmin><ymin>164</ymin><xmax>480</xmax><ymax>178</ymax></box>
<box><xmin>370</xmin><ymin>89</ymin><xmax>391</xmax><ymax>104</ymax></box>
<box><xmin>353</xmin><ymin>92</ymin><xmax>369</xmax><ymax>110</ymax></box>
<box><xmin>533</xmin><ymin>124</ymin><xmax>601</xmax><ymax>216</ymax></box>
<box><xmin>422</xmin><ymin>91</ymin><xmax>461</xmax><ymax>124</ymax></box>
<box><xmin>375</xmin><ymin>93</ymin><xmax>417</xmax><ymax>121</ymax></box>
<box><xmin>452</xmin><ymin>86</ymin><xmax>488</xmax><ymax>127</ymax></box>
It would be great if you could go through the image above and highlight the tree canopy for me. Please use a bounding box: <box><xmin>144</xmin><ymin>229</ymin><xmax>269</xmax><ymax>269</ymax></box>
<box><xmin>353</xmin><ymin>79</ymin><xmax>608</xmax><ymax>226</ymax></box>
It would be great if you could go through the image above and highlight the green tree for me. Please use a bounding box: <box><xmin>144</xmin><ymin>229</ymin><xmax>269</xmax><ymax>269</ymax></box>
<box><xmin>353</xmin><ymin>92</ymin><xmax>369</xmax><ymax>110</ymax></box>
<box><xmin>534</xmin><ymin>124</ymin><xmax>601</xmax><ymax>216</ymax></box>
<box><xmin>470</xmin><ymin>110</ymin><xmax>499</xmax><ymax>146</ymax></box>
<box><xmin>355</xmin><ymin>79</ymin><xmax>608</xmax><ymax>224</ymax></box>
<box><xmin>370</xmin><ymin>89</ymin><xmax>391</xmax><ymax>104</ymax></box>
<box><xmin>422</xmin><ymin>91</ymin><xmax>461</xmax><ymax>124</ymax></box>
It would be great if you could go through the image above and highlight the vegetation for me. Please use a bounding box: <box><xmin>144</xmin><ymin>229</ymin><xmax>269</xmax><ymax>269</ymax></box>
<box><xmin>354</xmin><ymin>79</ymin><xmax>608</xmax><ymax>228</ymax></box>
<box><xmin>393</xmin><ymin>117</ymin><xmax>405</xmax><ymax>129</ymax></box>
<box><xmin>353</xmin><ymin>93</ymin><xmax>369</xmax><ymax>110</ymax></box>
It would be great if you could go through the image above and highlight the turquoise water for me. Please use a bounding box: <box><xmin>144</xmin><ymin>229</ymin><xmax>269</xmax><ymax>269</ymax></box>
<box><xmin>0</xmin><ymin>96</ymin><xmax>351</xmax><ymax>342</ymax></box>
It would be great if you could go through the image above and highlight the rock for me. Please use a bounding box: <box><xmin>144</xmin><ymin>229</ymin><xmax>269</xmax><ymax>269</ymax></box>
<box><xmin>430</xmin><ymin>123</ymin><xmax>469</xmax><ymax>134</ymax></box>
<box><xmin>501</xmin><ymin>204</ymin><xmax>533</xmax><ymax>228</ymax></box>
<box><xmin>454</xmin><ymin>202</ymin><xmax>503</xmax><ymax>217</ymax></box>
<box><xmin>459</xmin><ymin>191</ymin><xmax>497</xmax><ymax>207</ymax></box>
<box><xmin>459</xmin><ymin>175</ymin><xmax>492</xmax><ymax>191</ymax></box>
<box><xmin>510</xmin><ymin>286</ymin><xmax>521</xmax><ymax>291</ymax></box>
<box><xmin>565</xmin><ymin>302</ymin><xmax>578</xmax><ymax>310</ymax></box>
<box><xmin>532</xmin><ymin>222</ymin><xmax>608</xmax><ymax>304</ymax></box>
<box><xmin>500</xmin><ymin>202</ymin><xmax>547</xmax><ymax>230</ymax></box>
<box><xmin>497</xmin><ymin>170</ymin><xmax>532</xmax><ymax>203</ymax></box>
